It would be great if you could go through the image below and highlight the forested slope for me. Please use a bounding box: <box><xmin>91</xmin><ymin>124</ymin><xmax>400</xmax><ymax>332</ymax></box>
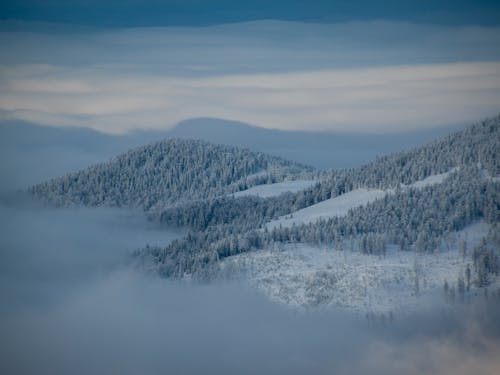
<box><xmin>31</xmin><ymin>138</ymin><xmax>313</xmax><ymax>211</ymax></box>
<box><xmin>29</xmin><ymin>116</ymin><xmax>500</xmax><ymax>292</ymax></box>
<box><xmin>137</xmin><ymin>116</ymin><xmax>500</xmax><ymax>282</ymax></box>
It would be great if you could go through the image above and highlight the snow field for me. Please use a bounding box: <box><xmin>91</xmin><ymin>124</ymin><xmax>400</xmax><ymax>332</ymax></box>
<box><xmin>266</xmin><ymin>169</ymin><xmax>457</xmax><ymax>230</ymax></box>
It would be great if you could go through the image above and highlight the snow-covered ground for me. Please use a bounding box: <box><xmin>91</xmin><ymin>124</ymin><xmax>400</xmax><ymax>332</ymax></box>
<box><xmin>230</xmin><ymin>169</ymin><xmax>457</xmax><ymax>204</ymax></box>
<box><xmin>481</xmin><ymin>168</ymin><xmax>500</xmax><ymax>183</ymax></box>
<box><xmin>218</xmin><ymin>222</ymin><xmax>493</xmax><ymax>315</ymax></box>
<box><xmin>231</xmin><ymin>179</ymin><xmax>317</xmax><ymax>198</ymax></box>
<box><xmin>406</xmin><ymin>169</ymin><xmax>455</xmax><ymax>188</ymax></box>
<box><xmin>267</xmin><ymin>188</ymin><xmax>386</xmax><ymax>229</ymax></box>
<box><xmin>266</xmin><ymin>170</ymin><xmax>456</xmax><ymax>230</ymax></box>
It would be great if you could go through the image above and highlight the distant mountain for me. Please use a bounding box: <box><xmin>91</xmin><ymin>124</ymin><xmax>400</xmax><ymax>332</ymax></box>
<box><xmin>170</xmin><ymin>118</ymin><xmax>466</xmax><ymax>169</ymax></box>
<box><xmin>31</xmin><ymin>138</ymin><xmax>312</xmax><ymax>211</ymax></box>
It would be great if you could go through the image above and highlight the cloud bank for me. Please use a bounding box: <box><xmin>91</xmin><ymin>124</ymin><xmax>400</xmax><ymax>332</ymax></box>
<box><xmin>1</xmin><ymin>21</ymin><xmax>500</xmax><ymax>133</ymax></box>
<box><xmin>1</xmin><ymin>198</ymin><xmax>500</xmax><ymax>375</ymax></box>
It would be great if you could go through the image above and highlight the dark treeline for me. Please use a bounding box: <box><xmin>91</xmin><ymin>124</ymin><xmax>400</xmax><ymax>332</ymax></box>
<box><xmin>150</xmin><ymin>194</ymin><xmax>295</xmax><ymax>231</ymax></box>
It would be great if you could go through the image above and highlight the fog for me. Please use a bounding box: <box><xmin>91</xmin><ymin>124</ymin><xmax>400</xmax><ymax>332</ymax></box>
<box><xmin>1</xmin><ymin>197</ymin><xmax>499</xmax><ymax>374</ymax></box>
<box><xmin>0</xmin><ymin>194</ymin><xmax>184</xmax><ymax>308</ymax></box>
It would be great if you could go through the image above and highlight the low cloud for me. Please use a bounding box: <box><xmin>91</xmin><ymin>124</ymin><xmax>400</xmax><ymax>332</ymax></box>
<box><xmin>2</xmin><ymin>61</ymin><xmax>500</xmax><ymax>134</ymax></box>
<box><xmin>1</xmin><ymin>21</ymin><xmax>500</xmax><ymax>133</ymax></box>
<box><xmin>0</xmin><ymin>198</ymin><xmax>499</xmax><ymax>374</ymax></box>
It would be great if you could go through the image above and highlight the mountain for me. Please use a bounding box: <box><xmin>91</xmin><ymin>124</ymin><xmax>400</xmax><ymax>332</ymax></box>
<box><xmin>134</xmin><ymin>115</ymin><xmax>499</xmax><ymax>313</ymax></box>
<box><xmin>170</xmin><ymin>118</ymin><xmax>466</xmax><ymax>169</ymax></box>
<box><xmin>25</xmin><ymin>114</ymin><xmax>500</xmax><ymax>314</ymax></box>
<box><xmin>0</xmin><ymin>117</ymin><xmax>464</xmax><ymax>193</ymax></box>
<box><xmin>31</xmin><ymin>138</ymin><xmax>313</xmax><ymax>211</ymax></box>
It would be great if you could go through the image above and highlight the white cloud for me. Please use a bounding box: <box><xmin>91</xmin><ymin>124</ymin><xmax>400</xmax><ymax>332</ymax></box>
<box><xmin>1</xmin><ymin>62</ymin><xmax>500</xmax><ymax>133</ymax></box>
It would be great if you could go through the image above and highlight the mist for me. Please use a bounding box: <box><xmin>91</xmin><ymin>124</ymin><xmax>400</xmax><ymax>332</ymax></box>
<box><xmin>1</xmin><ymin>196</ymin><xmax>499</xmax><ymax>375</ymax></box>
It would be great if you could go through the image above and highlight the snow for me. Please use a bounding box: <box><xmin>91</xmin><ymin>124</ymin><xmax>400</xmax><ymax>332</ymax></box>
<box><xmin>266</xmin><ymin>170</ymin><xmax>457</xmax><ymax>230</ymax></box>
<box><xmin>231</xmin><ymin>179</ymin><xmax>317</xmax><ymax>198</ymax></box>
<box><xmin>407</xmin><ymin>169</ymin><xmax>455</xmax><ymax>188</ymax></box>
<box><xmin>480</xmin><ymin>169</ymin><xmax>500</xmax><ymax>183</ymax></box>
<box><xmin>218</xmin><ymin>222</ymin><xmax>492</xmax><ymax>315</ymax></box>
<box><xmin>244</xmin><ymin>170</ymin><xmax>270</xmax><ymax>180</ymax></box>
<box><xmin>267</xmin><ymin>188</ymin><xmax>386</xmax><ymax>229</ymax></box>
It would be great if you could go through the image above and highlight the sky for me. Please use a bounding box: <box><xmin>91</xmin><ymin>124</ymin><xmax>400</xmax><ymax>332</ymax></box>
<box><xmin>0</xmin><ymin>1</ymin><xmax>500</xmax><ymax>133</ymax></box>
<box><xmin>2</xmin><ymin>0</ymin><xmax>500</xmax><ymax>26</ymax></box>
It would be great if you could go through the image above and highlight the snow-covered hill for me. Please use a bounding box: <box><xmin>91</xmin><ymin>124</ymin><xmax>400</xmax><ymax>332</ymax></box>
<box><xmin>218</xmin><ymin>222</ymin><xmax>494</xmax><ymax>314</ymax></box>
<box><xmin>28</xmin><ymin>115</ymin><xmax>500</xmax><ymax>315</ymax></box>
<box><xmin>31</xmin><ymin>138</ymin><xmax>313</xmax><ymax>211</ymax></box>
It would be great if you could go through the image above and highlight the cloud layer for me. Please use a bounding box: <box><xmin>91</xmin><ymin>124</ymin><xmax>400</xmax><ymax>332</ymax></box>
<box><xmin>1</xmin><ymin>199</ymin><xmax>500</xmax><ymax>375</ymax></box>
<box><xmin>1</xmin><ymin>21</ymin><xmax>500</xmax><ymax>133</ymax></box>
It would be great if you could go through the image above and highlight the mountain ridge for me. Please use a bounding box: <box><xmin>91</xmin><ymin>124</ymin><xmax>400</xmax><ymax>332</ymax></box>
<box><xmin>170</xmin><ymin>117</ymin><xmax>467</xmax><ymax>169</ymax></box>
<box><xmin>30</xmin><ymin>137</ymin><xmax>314</xmax><ymax>211</ymax></box>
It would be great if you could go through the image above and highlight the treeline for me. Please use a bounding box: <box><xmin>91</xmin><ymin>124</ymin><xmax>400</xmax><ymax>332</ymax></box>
<box><xmin>472</xmin><ymin>225</ymin><xmax>500</xmax><ymax>288</ymax></box>
<box><xmin>150</xmin><ymin>194</ymin><xmax>296</xmax><ymax>231</ymax></box>
<box><xmin>297</xmin><ymin>115</ymin><xmax>499</xmax><ymax>200</ymax></box>
<box><xmin>443</xmin><ymin>224</ymin><xmax>500</xmax><ymax>303</ymax></box>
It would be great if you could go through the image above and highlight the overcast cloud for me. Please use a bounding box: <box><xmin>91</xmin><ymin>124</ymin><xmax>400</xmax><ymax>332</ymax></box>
<box><xmin>1</xmin><ymin>21</ymin><xmax>500</xmax><ymax>133</ymax></box>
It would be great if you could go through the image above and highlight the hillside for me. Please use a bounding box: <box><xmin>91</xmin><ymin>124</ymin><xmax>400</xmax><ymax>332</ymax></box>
<box><xmin>28</xmin><ymin>115</ymin><xmax>500</xmax><ymax>313</ymax></box>
<box><xmin>31</xmin><ymin>138</ymin><xmax>313</xmax><ymax>211</ymax></box>
<box><xmin>135</xmin><ymin>116</ymin><xmax>500</xmax><ymax>313</ymax></box>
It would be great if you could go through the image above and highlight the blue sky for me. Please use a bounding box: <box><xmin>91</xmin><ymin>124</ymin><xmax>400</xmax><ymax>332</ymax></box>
<box><xmin>2</xmin><ymin>0</ymin><xmax>500</xmax><ymax>26</ymax></box>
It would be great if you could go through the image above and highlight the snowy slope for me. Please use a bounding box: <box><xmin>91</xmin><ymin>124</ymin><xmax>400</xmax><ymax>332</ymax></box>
<box><xmin>231</xmin><ymin>179</ymin><xmax>317</xmax><ymax>198</ymax></box>
<box><xmin>218</xmin><ymin>222</ymin><xmax>492</xmax><ymax>315</ymax></box>
<box><xmin>407</xmin><ymin>169</ymin><xmax>455</xmax><ymax>189</ymax></box>
<box><xmin>267</xmin><ymin>188</ymin><xmax>386</xmax><ymax>230</ymax></box>
<box><xmin>266</xmin><ymin>170</ymin><xmax>456</xmax><ymax>230</ymax></box>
